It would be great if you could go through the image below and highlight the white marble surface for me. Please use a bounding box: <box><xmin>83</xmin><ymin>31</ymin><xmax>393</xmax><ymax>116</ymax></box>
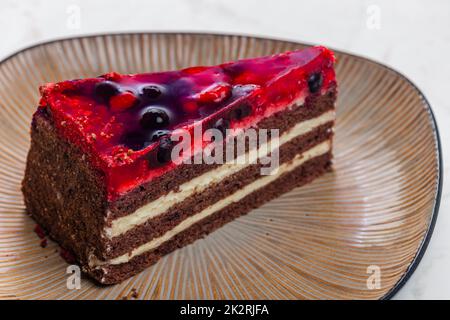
<box><xmin>0</xmin><ymin>0</ymin><xmax>448</xmax><ymax>299</ymax></box>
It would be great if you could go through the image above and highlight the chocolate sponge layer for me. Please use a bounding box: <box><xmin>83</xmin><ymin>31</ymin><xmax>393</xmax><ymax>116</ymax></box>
<box><xmin>22</xmin><ymin>110</ymin><xmax>107</xmax><ymax>264</ymax></box>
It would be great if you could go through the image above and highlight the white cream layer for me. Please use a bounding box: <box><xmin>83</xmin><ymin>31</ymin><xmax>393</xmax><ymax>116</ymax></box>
<box><xmin>92</xmin><ymin>140</ymin><xmax>331</xmax><ymax>267</ymax></box>
<box><xmin>105</xmin><ymin>110</ymin><xmax>335</xmax><ymax>238</ymax></box>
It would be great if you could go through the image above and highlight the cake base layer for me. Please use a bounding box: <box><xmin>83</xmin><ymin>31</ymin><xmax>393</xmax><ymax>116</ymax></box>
<box><xmin>89</xmin><ymin>151</ymin><xmax>332</xmax><ymax>284</ymax></box>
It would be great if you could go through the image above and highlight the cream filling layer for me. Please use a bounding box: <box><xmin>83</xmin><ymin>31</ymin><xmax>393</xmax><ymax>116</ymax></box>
<box><xmin>106</xmin><ymin>110</ymin><xmax>335</xmax><ymax>238</ymax></box>
<box><xmin>92</xmin><ymin>140</ymin><xmax>331</xmax><ymax>267</ymax></box>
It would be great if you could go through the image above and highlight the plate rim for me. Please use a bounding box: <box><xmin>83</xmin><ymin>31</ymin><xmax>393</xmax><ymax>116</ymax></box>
<box><xmin>0</xmin><ymin>31</ymin><xmax>443</xmax><ymax>300</ymax></box>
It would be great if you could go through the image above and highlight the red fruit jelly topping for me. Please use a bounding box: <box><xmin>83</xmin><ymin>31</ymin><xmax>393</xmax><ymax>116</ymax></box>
<box><xmin>37</xmin><ymin>46</ymin><xmax>336</xmax><ymax>200</ymax></box>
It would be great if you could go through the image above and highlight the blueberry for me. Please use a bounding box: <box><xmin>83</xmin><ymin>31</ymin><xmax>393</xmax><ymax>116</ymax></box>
<box><xmin>94</xmin><ymin>81</ymin><xmax>120</xmax><ymax>99</ymax></box>
<box><xmin>141</xmin><ymin>85</ymin><xmax>163</xmax><ymax>99</ymax></box>
<box><xmin>157</xmin><ymin>136</ymin><xmax>173</xmax><ymax>163</ymax></box>
<box><xmin>140</xmin><ymin>107</ymin><xmax>170</xmax><ymax>129</ymax></box>
<box><xmin>307</xmin><ymin>73</ymin><xmax>323</xmax><ymax>94</ymax></box>
<box><xmin>121</xmin><ymin>131</ymin><xmax>147</xmax><ymax>151</ymax></box>
<box><xmin>232</xmin><ymin>103</ymin><xmax>251</xmax><ymax>120</ymax></box>
<box><xmin>213</xmin><ymin>118</ymin><xmax>230</xmax><ymax>140</ymax></box>
<box><xmin>151</xmin><ymin>130</ymin><xmax>171</xmax><ymax>142</ymax></box>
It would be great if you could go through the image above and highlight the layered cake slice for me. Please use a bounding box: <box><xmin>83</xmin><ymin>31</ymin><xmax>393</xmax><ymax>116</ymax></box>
<box><xmin>22</xmin><ymin>46</ymin><xmax>337</xmax><ymax>284</ymax></box>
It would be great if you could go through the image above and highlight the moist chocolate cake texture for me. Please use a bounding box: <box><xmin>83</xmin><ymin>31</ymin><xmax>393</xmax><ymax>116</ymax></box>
<box><xmin>22</xmin><ymin>46</ymin><xmax>337</xmax><ymax>284</ymax></box>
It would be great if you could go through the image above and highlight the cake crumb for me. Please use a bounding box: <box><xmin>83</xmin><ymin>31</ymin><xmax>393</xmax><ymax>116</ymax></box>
<box><xmin>87</xmin><ymin>133</ymin><xmax>97</xmax><ymax>142</ymax></box>
<box><xmin>122</xmin><ymin>288</ymin><xmax>139</xmax><ymax>300</ymax></box>
<box><xmin>131</xmin><ymin>288</ymin><xmax>138</xmax><ymax>299</ymax></box>
<box><xmin>34</xmin><ymin>224</ymin><xmax>46</xmax><ymax>239</ymax></box>
<box><xmin>59</xmin><ymin>248</ymin><xmax>77</xmax><ymax>264</ymax></box>
<box><xmin>40</xmin><ymin>238</ymin><xmax>48</xmax><ymax>248</ymax></box>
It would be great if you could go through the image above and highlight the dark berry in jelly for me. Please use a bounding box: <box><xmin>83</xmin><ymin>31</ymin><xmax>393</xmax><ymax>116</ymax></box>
<box><xmin>140</xmin><ymin>85</ymin><xmax>163</xmax><ymax>99</ymax></box>
<box><xmin>233</xmin><ymin>103</ymin><xmax>252</xmax><ymax>120</ymax></box>
<box><xmin>214</xmin><ymin>118</ymin><xmax>230</xmax><ymax>138</ymax></box>
<box><xmin>95</xmin><ymin>81</ymin><xmax>120</xmax><ymax>99</ymax></box>
<box><xmin>122</xmin><ymin>131</ymin><xmax>147</xmax><ymax>151</ymax></box>
<box><xmin>307</xmin><ymin>72</ymin><xmax>323</xmax><ymax>93</ymax></box>
<box><xmin>151</xmin><ymin>129</ymin><xmax>171</xmax><ymax>142</ymax></box>
<box><xmin>140</xmin><ymin>107</ymin><xmax>170</xmax><ymax>129</ymax></box>
<box><xmin>157</xmin><ymin>136</ymin><xmax>173</xmax><ymax>163</ymax></box>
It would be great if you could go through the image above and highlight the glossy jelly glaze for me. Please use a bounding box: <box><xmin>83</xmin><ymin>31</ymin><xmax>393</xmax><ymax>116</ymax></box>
<box><xmin>37</xmin><ymin>46</ymin><xmax>336</xmax><ymax>200</ymax></box>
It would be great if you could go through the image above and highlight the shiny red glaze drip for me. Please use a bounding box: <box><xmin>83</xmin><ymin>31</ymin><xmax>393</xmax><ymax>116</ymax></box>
<box><xmin>37</xmin><ymin>46</ymin><xmax>336</xmax><ymax>200</ymax></box>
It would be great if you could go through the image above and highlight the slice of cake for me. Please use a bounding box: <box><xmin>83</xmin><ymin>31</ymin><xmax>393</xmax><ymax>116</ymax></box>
<box><xmin>22</xmin><ymin>46</ymin><xmax>337</xmax><ymax>284</ymax></box>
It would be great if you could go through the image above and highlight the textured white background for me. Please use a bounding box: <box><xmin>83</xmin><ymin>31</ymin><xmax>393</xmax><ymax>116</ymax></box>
<box><xmin>0</xmin><ymin>0</ymin><xmax>448</xmax><ymax>299</ymax></box>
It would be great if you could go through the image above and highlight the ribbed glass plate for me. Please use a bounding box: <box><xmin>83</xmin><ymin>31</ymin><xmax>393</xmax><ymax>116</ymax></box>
<box><xmin>0</xmin><ymin>33</ymin><xmax>441</xmax><ymax>300</ymax></box>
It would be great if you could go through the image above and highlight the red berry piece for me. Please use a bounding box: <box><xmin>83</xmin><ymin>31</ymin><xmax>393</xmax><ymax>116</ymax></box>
<box><xmin>197</xmin><ymin>83</ymin><xmax>231</xmax><ymax>104</ymax></box>
<box><xmin>110</xmin><ymin>91</ymin><xmax>138</xmax><ymax>112</ymax></box>
<box><xmin>100</xmin><ymin>72</ymin><xmax>122</xmax><ymax>81</ymax></box>
<box><xmin>183</xmin><ymin>100</ymin><xmax>198</xmax><ymax>113</ymax></box>
<box><xmin>34</xmin><ymin>224</ymin><xmax>46</xmax><ymax>239</ymax></box>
